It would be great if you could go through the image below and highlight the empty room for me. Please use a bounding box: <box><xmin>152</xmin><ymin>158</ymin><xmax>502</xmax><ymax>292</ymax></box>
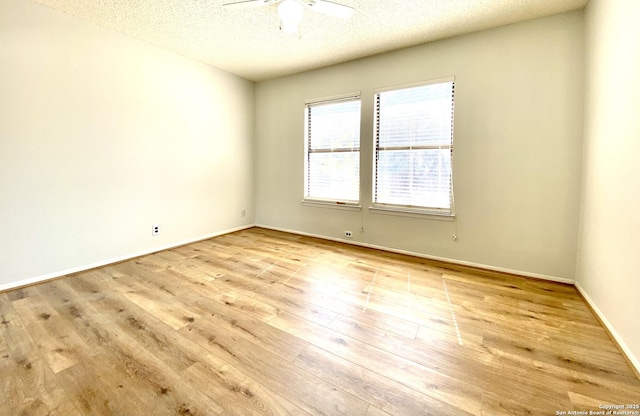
<box><xmin>1</xmin><ymin>0</ymin><xmax>639</xmax><ymax>414</ymax></box>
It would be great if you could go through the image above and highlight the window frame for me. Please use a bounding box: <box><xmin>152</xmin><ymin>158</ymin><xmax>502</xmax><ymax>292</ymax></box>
<box><xmin>371</xmin><ymin>77</ymin><xmax>456</xmax><ymax>218</ymax></box>
<box><xmin>303</xmin><ymin>92</ymin><xmax>362</xmax><ymax>208</ymax></box>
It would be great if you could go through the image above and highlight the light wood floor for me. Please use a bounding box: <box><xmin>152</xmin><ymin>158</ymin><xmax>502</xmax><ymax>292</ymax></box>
<box><xmin>1</xmin><ymin>227</ymin><xmax>639</xmax><ymax>415</ymax></box>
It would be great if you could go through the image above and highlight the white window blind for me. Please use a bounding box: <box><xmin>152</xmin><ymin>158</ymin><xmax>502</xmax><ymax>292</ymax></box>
<box><xmin>304</xmin><ymin>97</ymin><xmax>361</xmax><ymax>203</ymax></box>
<box><xmin>373</xmin><ymin>80</ymin><xmax>455</xmax><ymax>215</ymax></box>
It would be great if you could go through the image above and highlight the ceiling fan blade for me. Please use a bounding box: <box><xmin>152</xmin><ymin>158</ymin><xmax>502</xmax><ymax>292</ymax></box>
<box><xmin>308</xmin><ymin>0</ymin><xmax>354</xmax><ymax>19</ymax></box>
<box><xmin>222</xmin><ymin>0</ymin><xmax>276</xmax><ymax>10</ymax></box>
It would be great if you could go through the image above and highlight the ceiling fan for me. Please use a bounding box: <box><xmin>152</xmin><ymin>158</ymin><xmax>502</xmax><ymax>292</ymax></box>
<box><xmin>222</xmin><ymin>0</ymin><xmax>355</xmax><ymax>34</ymax></box>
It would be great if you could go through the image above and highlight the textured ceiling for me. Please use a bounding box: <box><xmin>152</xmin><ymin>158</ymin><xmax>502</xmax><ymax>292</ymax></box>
<box><xmin>30</xmin><ymin>0</ymin><xmax>588</xmax><ymax>81</ymax></box>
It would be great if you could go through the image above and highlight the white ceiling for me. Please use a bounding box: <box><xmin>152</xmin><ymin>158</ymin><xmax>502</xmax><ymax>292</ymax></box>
<box><xmin>30</xmin><ymin>0</ymin><xmax>588</xmax><ymax>81</ymax></box>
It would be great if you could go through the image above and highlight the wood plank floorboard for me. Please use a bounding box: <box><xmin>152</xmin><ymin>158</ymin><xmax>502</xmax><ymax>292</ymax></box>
<box><xmin>1</xmin><ymin>227</ymin><xmax>639</xmax><ymax>415</ymax></box>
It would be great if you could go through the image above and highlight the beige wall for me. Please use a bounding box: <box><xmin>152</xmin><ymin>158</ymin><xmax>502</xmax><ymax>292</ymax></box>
<box><xmin>0</xmin><ymin>0</ymin><xmax>255</xmax><ymax>288</ymax></box>
<box><xmin>577</xmin><ymin>0</ymin><xmax>640</xmax><ymax>370</ymax></box>
<box><xmin>255</xmin><ymin>11</ymin><xmax>584</xmax><ymax>281</ymax></box>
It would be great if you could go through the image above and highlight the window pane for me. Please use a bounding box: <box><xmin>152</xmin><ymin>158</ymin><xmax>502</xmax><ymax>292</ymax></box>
<box><xmin>308</xmin><ymin>151</ymin><xmax>359</xmax><ymax>201</ymax></box>
<box><xmin>373</xmin><ymin>80</ymin><xmax>454</xmax><ymax>213</ymax></box>
<box><xmin>378</xmin><ymin>82</ymin><xmax>453</xmax><ymax>148</ymax></box>
<box><xmin>306</xmin><ymin>97</ymin><xmax>361</xmax><ymax>202</ymax></box>
<box><xmin>376</xmin><ymin>149</ymin><xmax>451</xmax><ymax>208</ymax></box>
<box><xmin>309</xmin><ymin>101</ymin><xmax>361</xmax><ymax>150</ymax></box>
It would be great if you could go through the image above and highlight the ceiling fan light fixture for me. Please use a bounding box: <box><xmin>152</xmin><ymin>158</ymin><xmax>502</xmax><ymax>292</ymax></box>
<box><xmin>278</xmin><ymin>0</ymin><xmax>304</xmax><ymax>34</ymax></box>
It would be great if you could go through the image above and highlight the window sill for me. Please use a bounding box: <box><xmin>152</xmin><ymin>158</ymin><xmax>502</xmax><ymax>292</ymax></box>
<box><xmin>369</xmin><ymin>205</ymin><xmax>455</xmax><ymax>221</ymax></box>
<box><xmin>302</xmin><ymin>199</ymin><xmax>362</xmax><ymax>211</ymax></box>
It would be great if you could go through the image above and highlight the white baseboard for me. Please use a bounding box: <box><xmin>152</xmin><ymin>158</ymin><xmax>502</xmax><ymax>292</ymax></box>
<box><xmin>574</xmin><ymin>282</ymin><xmax>640</xmax><ymax>376</ymax></box>
<box><xmin>0</xmin><ymin>224</ymin><xmax>254</xmax><ymax>293</ymax></box>
<box><xmin>255</xmin><ymin>223</ymin><xmax>574</xmax><ymax>284</ymax></box>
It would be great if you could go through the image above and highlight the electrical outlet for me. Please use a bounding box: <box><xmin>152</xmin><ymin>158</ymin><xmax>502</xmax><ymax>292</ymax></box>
<box><xmin>152</xmin><ymin>225</ymin><xmax>160</xmax><ymax>236</ymax></box>
<box><xmin>241</xmin><ymin>209</ymin><xmax>246</xmax><ymax>217</ymax></box>
<box><xmin>344</xmin><ymin>231</ymin><xmax>353</xmax><ymax>238</ymax></box>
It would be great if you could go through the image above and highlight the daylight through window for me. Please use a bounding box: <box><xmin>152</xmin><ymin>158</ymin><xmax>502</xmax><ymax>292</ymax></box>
<box><xmin>373</xmin><ymin>79</ymin><xmax>455</xmax><ymax>215</ymax></box>
<box><xmin>304</xmin><ymin>96</ymin><xmax>361</xmax><ymax>204</ymax></box>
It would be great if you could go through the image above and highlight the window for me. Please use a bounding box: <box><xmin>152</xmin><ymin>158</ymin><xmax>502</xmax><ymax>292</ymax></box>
<box><xmin>373</xmin><ymin>79</ymin><xmax>455</xmax><ymax>215</ymax></box>
<box><xmin>304</xmin><ymin>95</ymin><xmax>361</xmax><ymax>204</ymax></box>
